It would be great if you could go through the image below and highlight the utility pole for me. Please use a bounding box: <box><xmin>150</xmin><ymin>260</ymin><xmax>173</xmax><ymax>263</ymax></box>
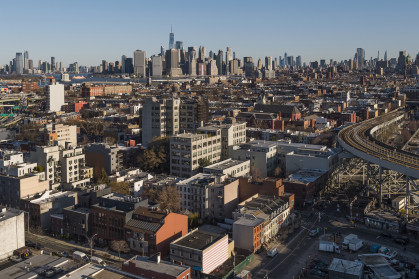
<box><xmin>88</xmin><ymin>234</ymin><xmax>98</xmax><ymax>261</ymax></box>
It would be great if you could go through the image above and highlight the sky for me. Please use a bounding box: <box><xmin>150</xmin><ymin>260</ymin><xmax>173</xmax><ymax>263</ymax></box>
<box><xmin>2</xmin><ymin>0</ymin><xmax>419</xmax><ymax>67</ymax></box>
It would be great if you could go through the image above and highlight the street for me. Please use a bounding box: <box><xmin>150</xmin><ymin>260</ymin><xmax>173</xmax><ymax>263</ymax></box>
<box><xmin>25</xmin><ymin>233</ymin><xmax>127</xmax><ymax>268</ymax></box>
<box><xmin>247</xmin><ymin>205</ymin><xmax>419</xmax><ymax>279</ymax></box>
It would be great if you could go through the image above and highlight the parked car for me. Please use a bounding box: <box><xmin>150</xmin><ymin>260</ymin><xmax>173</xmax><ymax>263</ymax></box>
<box><xmin>267</xmin><ymin>248</ymin><xmax>278</xmax><ymax>257</ymax></box>
<box><xmin>380</xmin><ymin>232</ymin><xmax>392</xmax><ymax>238</ymax></box>
<box><xmin>25</xmin><ymin>240</ymin><xmax>35</xmax><ymax>248</ymax></box>
<box><xmin>309</xmin><ymin>228</ymin><xmax>319</xmax><ymax>237</ymax></box>
<box><xmin>394</xmin><ymin>237</ymin><xmax>408</xmax><ymax>245</ymax></box>
<box><xmin>36</xmin><ymin>244</ymin><xmax>44</xmax><ymax>250</ymax></box>
<box><xmin>56</xmin><ymin>251</ymin><xmax>68</xmax><ymax>257</ymax></box>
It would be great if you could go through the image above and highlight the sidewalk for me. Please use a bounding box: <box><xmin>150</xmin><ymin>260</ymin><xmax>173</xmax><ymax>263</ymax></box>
<box><xmin>26</xmin><ymin>232</ymin><xmax>128</xmax><ymax>264</ymax></box>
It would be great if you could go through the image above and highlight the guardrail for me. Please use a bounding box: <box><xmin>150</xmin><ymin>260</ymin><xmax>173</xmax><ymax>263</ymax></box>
<box><xmin>338</xmin><ymin>110</ymin><xmax>419</xmax><ymax>178</ymax></box>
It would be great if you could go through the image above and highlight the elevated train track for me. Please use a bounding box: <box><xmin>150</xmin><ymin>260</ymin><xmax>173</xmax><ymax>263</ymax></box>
<box><xmin>338</xmin><ymin>110</ymin><xmax>419</xmax><ymax>179</ymax></box>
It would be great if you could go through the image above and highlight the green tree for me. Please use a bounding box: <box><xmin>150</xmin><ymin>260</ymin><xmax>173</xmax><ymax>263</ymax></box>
<box><xmin>198</xmin><ymin>158</ymin><xmax>212</xmax><ymax>172</ymax></box>
<box><xmin>137</xmin><ymin>137</ymin><xmax>170</xmax><ymax>173</ymax></box>
<box><xmin>97</xmin><ymin>169</ymin><xmax>110</xmax><ymax>185</ymax></box>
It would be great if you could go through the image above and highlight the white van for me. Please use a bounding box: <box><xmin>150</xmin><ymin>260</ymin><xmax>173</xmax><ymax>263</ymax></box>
<box><xmin>72</xmin><ymin>251</ymin><xmax>89</xmax><ymax>262</ymax></box>
<box><xmin>91</xmin><ymin>256</ymin><xmax>106</xmax><ymax>266</ymax></box>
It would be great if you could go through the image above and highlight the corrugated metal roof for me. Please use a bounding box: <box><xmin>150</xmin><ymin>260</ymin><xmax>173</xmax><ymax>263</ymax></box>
<box><xmin>126</xmin><ymin>219</ymin><xmax>162</xmax><ymax>233</ymax></box>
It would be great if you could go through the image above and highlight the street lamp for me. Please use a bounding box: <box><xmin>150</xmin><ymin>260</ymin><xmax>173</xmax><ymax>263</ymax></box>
<box><xmin>88</xmin><ymin>234</ymin><xmax>98</xmax><ymax>261</ymax></box>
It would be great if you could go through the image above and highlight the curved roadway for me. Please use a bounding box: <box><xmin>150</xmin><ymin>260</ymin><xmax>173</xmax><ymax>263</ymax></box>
<box><xmin>338</xmin><ymin>110</ymin><xmax>419</xmax><ymax>179</ymax></box>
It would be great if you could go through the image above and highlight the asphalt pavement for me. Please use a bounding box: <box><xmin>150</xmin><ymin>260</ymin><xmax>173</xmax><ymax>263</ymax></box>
<box><xmin>247</xmin><ymin>204</ymin><xmax>419</xmax><ymax>279</ymax></box>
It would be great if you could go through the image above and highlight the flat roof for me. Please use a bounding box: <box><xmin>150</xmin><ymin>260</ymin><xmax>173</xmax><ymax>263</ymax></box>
<box><xmin>172</xmin><ymin>133</ymin><xmax>205</xmax><ymax>139</ymax></box>
<box><xmin>176</xmin><ymin>173</ymin><xmax>214</xmax><ymax>186</ymax></box>
<box><xmin>234</xmin><ymin>216</ymin><xmax>264</xmax><ymax>227</ymax></box>
<box><xmin>124</xmin><ymin>257</ymin><xmax>189</xmax><ymax>277</ymax></box>
<box><xmin>370</xmin><ymin>265</ymin><xmax>401</xmax><ymax>278</ymax></box>
<box><xmin>204</xmin><ymin>159</ymin><xmax>248</xmax><ymax>171</ymax></box>
<box><xmin>173</xmin><ymin>229</ymin><xmax>225</xmax><ymax>251</ymax></box>
<box><xmin>0</xmin><ymin>207</ymin><xmax>23</xmax><ymax>222</ymax></box>
<box><xmin>284</xmin><ymin>168</ymin><xmax>327</xmax><ymax>184</ymax></box>
<box><xmin>328</xmin><ymin>258</ymin><xmax>363</xmax><ymax>276</ymax></box>
<box><xmin>0</xmin><ymin>254</ymin><xmax>75</xmax><ymax>279</ymax></box>
<box><xmin>63</xmin><ymin>263</ymin><xmax>103</xmax><ymax>278</ymax></box>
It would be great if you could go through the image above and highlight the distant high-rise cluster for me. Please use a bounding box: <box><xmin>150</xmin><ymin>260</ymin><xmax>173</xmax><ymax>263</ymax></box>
<box><xmin>2</xmin><ymin>29</ymin><xmax>418</xmax><ymax>77</ymax></box>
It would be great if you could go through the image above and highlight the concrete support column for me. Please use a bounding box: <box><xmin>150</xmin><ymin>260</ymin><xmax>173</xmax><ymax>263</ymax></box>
<box><xmin>379</xmin><ymin>166</ymin><xmax>383</xmax><ymax>207</ymax></box>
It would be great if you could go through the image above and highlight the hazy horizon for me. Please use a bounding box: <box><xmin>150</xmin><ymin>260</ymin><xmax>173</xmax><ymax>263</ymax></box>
<box><xmin>2</xmin><ymin>0</ymin><xmax>419</xmax><ymax>67</ymax></box>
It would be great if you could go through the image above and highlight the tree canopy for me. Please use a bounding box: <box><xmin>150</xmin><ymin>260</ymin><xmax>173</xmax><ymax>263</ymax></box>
<box><xmin>137</xmin><ymin>137</ymin><xmax>170</xmax><ymax>173</ymax></box>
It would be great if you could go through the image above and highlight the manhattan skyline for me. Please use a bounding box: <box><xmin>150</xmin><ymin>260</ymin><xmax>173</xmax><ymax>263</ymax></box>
<box><xmin>2</xmin><ymin>0</ymin><xmax>419</xmax><ymax>66</ymax></box>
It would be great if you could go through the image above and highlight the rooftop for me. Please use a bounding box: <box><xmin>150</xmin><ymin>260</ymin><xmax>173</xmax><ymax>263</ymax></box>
<box><xmin>204</xmin><ymin>159</ymin><xmax>249</xmax><ymax>171</ymax></box>
<box><xmin>234</xmin><ymin>216</ymin><xmax>264</xmax><ymax>227</ymax></box>
<box><xmin>328</xmin><ymin>258</ymin><xmax>363</xmax><ymax>276</ymax></box>
<box><xmin>176</xmin><ymin>173</ymin><xmax>215</xmax><ymax>186</ymax></box>
<box><xmin>0</xmin><ymin>254</ymin><xmax>76</xmax><ymax>279</ymax></box>
<box><xmin>172</xmin><ymin>228</ymin><xmax>226</xmax><ymax>251</ymax></box>
<box><xmin>28</xmin><ymin>190</ymin><xmax>76</xmax><ymax>204</ymax></box>
<box><xmin>284</xmin><ymin>168</ymin><xmax>327</xmax><ymax>184</ymax></box>
<box><xmin>124</xmin><ymin>256</ymin><xmax>189</xmax><ymax>277</ymax></box>
<box><xmin>0</xmin><ymin>207</ymin><xmax>23</xmax><ymax>222</ymax></box>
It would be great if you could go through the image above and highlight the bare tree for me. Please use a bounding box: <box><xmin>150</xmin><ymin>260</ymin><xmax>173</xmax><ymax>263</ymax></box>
<box><xmin>158</xmin><ymin>186</ymin><xmax>181</xmax><ymax>212</ymax></box>
<box><xmin>250</xmin><ymin>166</ymin><xmax>262</xmax><ymax>180</ymax></box>
<box><xmin>274</xmin><ymin>166</ymin><xmax>283</xmax><ymax>177</ymax></box>
<box><xmin>110</xmin><ymin>240</ymin><xmax>129</xmax><ymax>260</ymax></box>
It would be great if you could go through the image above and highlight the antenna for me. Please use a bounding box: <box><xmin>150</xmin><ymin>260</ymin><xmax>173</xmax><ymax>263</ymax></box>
<box><xmin>171</xmin><ymin>24</ymin><xmax>172</xmax><ymax>33</ymax></box>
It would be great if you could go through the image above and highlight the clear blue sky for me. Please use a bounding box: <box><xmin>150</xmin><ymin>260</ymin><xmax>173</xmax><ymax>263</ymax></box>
<box><xmin>2</xmin><ymin>0</ymin><xmax>418</xmax><ymax>67</ymax></box>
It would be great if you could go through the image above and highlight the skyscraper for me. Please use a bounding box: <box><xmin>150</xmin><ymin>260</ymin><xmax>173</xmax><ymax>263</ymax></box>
<box><xmin>216</xmin><ymin>50</ymin><xmax>223</xmax><ymax>75</ymax></box>
<box><xmin>169</xmin><ymin>25</ymin><xmax>175</xmax><ymax>49</ymax></box>
<box><xmin>51</xmin><ymin>57</ymin><xmax>56</xmax><ymax>71</ymax></box>
<box><xmin>226</xmin><ymin>47</ymin><xmax>232</xmax><ymax>74</ymax></box>
<box><xmin>151</xmin><ymin>55</ymin><xmax>162</xmax><ymax>77</ymax></box>
<box><xmin>134</xmin><ymin>50</ymin><xmax>146</xmax><ymax>77</ymax></box>
<box><xmin>265</xmin><ymin>56</ymin><xmax>273</xmax><ymax>70</ymax></box>
<box><xmin>187</xmin><ymin>47</ymin><xmax>197</xmax><ymax>76</ymax></box>
<box><xmin>15</xmin><ymin>53</ymin><xmax>23</xmax><ymax>75</ymax></box>
<box><xmin>175</xmin><ymin>41</ymin><xmax>183</xmax><ymax>50</ymax></box>
<box><xmin>199</xmin><ymin>46</ymin><xmax>206</xmax><ymax>62</ymax></box>
<box><xmin>121</xmin><ymin>55</ymin><xmax>126</xmax><ymax>73</ymax></box>
<box><xmin>160</xmin><ymin>46</ymin><xmax>165</xmax><ymax>56</ymax></box>
<box><xmin>357</xmin><ymin>48</ymin><xmax>364</xmax><ymax>69</ymax></box>
<box><xmin>24</xmin><ymin>51</ymin><xmax>29</xmax><ymax>70</ymax></box>
<box><xmin>384</xmin><ymin>50</ymin><xmax>388</xmax><ymax>62</ymax></box>
<box><xmin>296</xmin><ymin>56</ymin><xmax>302</xmax><ymax>67</ymax></box>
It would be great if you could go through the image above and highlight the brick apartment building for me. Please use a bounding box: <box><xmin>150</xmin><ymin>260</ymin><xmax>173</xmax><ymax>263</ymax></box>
<box><xmin>125</xmin><ymin>206</ymin><xmax>188</xmax><ymax>256</ymax></box>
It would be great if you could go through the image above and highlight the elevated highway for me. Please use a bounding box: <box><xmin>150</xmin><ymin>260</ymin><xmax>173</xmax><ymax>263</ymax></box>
<box><xmin>338</xmin><ymin>110</ymin><xmax>419</xmax><ymax>179</ymax></box>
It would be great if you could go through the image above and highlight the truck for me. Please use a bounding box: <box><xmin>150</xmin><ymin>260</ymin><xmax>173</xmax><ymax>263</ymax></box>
<box><xmin>319</xmin><ymin>241</ymin><xmax>340</xmax><ymax>254</ymax></box>
<box><xmin>72</xmin><ymin>251</ymin><xmax>89</xmax><ymax>262</ymax></box>
<box><xmin>342</xmin><ymin>234</ymin><xmax>363</xmax><ymax>251</ymax></box>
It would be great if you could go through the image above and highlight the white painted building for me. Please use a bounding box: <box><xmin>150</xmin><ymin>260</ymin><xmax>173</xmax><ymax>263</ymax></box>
<box><xmin>46</xmin><ymin>83</ymin><xmax>65</xmax><ymax>112</ymax></box>
<box><xmin>170</xmin><ymin>127</ymin><xmax>221</xmax><ymax>178</ymax></box>
<box><xmin>230</xmin><ymin>140</ymin><xmax>278</xmax><ymax>177</ymax></box>
<box><xmin>29</xmin><ymin>145</ymin><xmax>90</xmax><ymax>189</ymax></box>
<box><xmin>109</xmin><ymin>169</ymin><xmax>153</xmax><ymax>197</ymax></box>
<box><xmin>43</xmin><ymin>123</ymin><xmax>77</xmax><ymax>148</ymax></box>
<box><xmin>0</xmin><ymin>208</ymin><xmax>25</xmax><ymax>260</ymax></box>
<box><xmin>203</xmin><ymin>159</ymin><xmax>250</xmax><ymax>178</ymax></box>
<box><xmin>176</xmin><ymin>173</ymin><xmax>240</xmax><ymax>221</ymax></box>
<box><xmin>170</xmin><ymin>226</ymin><xmax>229</xmax><ymax>278</ymax></box>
